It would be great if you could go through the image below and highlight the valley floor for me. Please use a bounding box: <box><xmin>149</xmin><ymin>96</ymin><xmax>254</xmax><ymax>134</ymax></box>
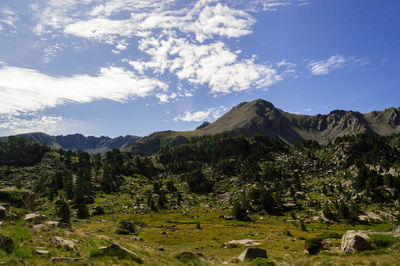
<box><xmin>1</xmin><ymin>209</ymin><xmax>400</xmax><ymax>265</ymax></box>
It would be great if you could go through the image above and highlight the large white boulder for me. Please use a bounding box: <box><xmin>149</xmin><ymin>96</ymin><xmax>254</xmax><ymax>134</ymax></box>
<box><xmin>341</xmin><ymin>230</ymin><xmax>372</xmax><ymax>253</ymax></box>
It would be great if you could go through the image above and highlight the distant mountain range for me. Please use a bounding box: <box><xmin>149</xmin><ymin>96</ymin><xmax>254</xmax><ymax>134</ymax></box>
<box><xmin>2</xmin><ymin>99</ymin><xmax>400</xmax><ymax>154</ymax></box>
<box><xmin>0</xmin><ymin>133</ymin><xmax>140</xmax><ymax>154</ymax></box>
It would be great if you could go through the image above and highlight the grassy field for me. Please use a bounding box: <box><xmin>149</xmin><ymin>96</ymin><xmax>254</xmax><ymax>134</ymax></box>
<box><xmin>1</xmin><ymin>207</ymin><xmax>400</xmax><ymax>265</ymax></box>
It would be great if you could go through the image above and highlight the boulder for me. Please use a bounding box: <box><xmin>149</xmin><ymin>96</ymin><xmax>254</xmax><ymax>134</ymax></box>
<box><xmin>0</xmin><ymin>203</ymin><xmax>10</xmax><ymax>211</ymax></box>
<box><xmin>0</xmin><ymin>206</ymin><xmax>6</xmax><ymax>220</ymax></box>
<box><xmin>24</xmin><ymin>213</ymin><xmax>46</xmax><ymax>224</ymax></box>
<box><xmin>52</xmin><ymin>237</ymin><xmax>75</xmax><ymax>250</ymax></box>
<box><xmin>341</xmin><ymin>230</ymin><xmax>372</xmax><ymax>253</ymax></box>
<box><xmin>36</xmin><ymin>249</ymin><xmax>49</xmax><ymax>255</ymax></box>
<box><xmin>95</xmin><ymin>243</ymin><xmax>142</xmax><ymax>263</ymax></box>
<box><xmin>32</xmin><ymin>224</ymin><xmax>47</xmax><ymax>231</ymax></box>
<box><xmin>50</xmin><ymin>257</ymin><xmax>92</xmax><ymax>264</ymax></box>
<box><xmin>237</xmin><ymin>248</ymin><xmax>268</xmax><ymax>262</ymax></box>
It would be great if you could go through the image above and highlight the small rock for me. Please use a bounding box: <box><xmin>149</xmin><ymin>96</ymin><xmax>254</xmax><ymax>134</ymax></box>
<box><xmin>32</xmin><ymin>224</ymin><xmax>46</xmax><ymax>231</ymax></box>
<box><xmin>50</xmin><ymin>257</ymin><xmax>92</xmax><ymax>264</ymax></box>
<box><xmin>237</xmin><ymin>248</ymin><xmax>268</xmax><ymax>262</ymax></box>
<box><xmin>227</xmin><ymin>239</ymin><xmax>262</xmax><ymax>246</ymax></box>
<box><xmin>52</xmin><ymin>237</ymin><xmax>75</xmax><ymax>250</ymax></box>
<box><xmin>36</xmin><ymin>249</ymin><xmax>49</xmax><ymax>255</ymax></box>
<box><xmin>157</xmin><ymin>247</ymin><xmax>165</xmax><ymax>251</ymax></box>
<box><xmin>131</xmin><ymin>236</ymin><xmax>144</xmax><ymax>241</ymax></box>
<box><xmin>0</xmin><ymin>203</ymin><xmax>10</xmax><ymax>211</ymax></box>
<box><xmin>24</xmin><ymin>213</ymin><xmax>46</xmax><ymax>224</ymax></box>
<box><xmin>161</xmin><ymin>231</ymin><xmax>167</xmax><ymax>235</ymax></box>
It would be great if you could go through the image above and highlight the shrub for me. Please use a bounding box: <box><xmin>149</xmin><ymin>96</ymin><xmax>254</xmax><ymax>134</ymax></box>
<box><xmin>0</xmin><ymin>234</ymin><xmax>15</xmax><ymax>253</ymax></box>
<box><xmin>77</xmin><ymin>203</ymin><xmax>90</xmax><ymax>219</ymax></box>
<box><xmin>119</xmin><ymin>220</ymin><xmax>136</xmax><ymax>233</ymax></box>
<box><xmin>371</xmin><ymin>234</ymin><xmax>399</xmax><ymax>247</ymax></box>
<box><xmin>0</xmin><ymin>190</ymin><xmax>28</xmax><ymax>208</ymax></box>
<box><xmin>251</xmin><ymin>258</ymin><xmax>276</xmax><ymax>266</ymax></box>
<box><xmin>304</xmin><ymin>238</ymin><xmax>323</xmax><ymax>255</ymax></box>
<box><xmin>283</xmin><ymin>230</ymin><xmax>292</xmax><ymax>237</ymax></box>
<box><xmin>13</xmin><ymin>248</ymin><xmax>32</xmax><ymax>259</ymax></box>
<box><xmin>115</xmin><ymin>228</ymin><xmax>130</xmax><ymax>235</ymax></box>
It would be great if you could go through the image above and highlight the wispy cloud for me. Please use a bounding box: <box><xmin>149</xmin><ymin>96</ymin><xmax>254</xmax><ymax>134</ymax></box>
<box><xmin>0</xmin><ymin>113</ymin><xmax>91</xmax><ymax>136</ymax></box>
<box><xmin>0</xmin><ymin>62</ymin><xmax>166</xmax><ymax>114</ymax></box>
<box><xmin>173</xmin><ymin>106</ymin><xmax>227</xmax><ymax>122</ymax></box>
<box><xmin>307</xmin><ymin>55</ymin><xmax>369</xmax><ymax>76</ymax></box>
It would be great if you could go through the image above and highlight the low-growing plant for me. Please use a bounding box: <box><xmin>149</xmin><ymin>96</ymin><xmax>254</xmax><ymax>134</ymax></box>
<box><xmin>371</xmin><ymin>234</ymin><xmax>399</xmax><ymax>247</ymax></box>
<box><xmin>318</xmin><ymin>232</ymin><xmax>341</xmax><ymax>239</ymax></box>
<box><xmin>13</xmin><ymin>248</ymin><xmax>32</xmax><ymax>259</ymax></box>
<box><xmin>251</xmin><ymin>257</ymin><xmax>276</xmax><ymax>266</ymax></box>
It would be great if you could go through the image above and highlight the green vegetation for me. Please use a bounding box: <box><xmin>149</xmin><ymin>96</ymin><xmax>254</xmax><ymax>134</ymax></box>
<box><xmin>1</xmin><ymin>132</ymin><xmax>400</xmax><ymax>264</ymax></box>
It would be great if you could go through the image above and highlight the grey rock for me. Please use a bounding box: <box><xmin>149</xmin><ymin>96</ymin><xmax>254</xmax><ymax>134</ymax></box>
<box><xmin>36</xmin><ymin>249</ymin><xmax>49</xmax><ymax>255</ymax></box>
<box><xmin>32</xmin><ymin>224</ymin><xmax>46</xmax><ymax>231</ymax></box>
<box><xmin>95</xmin><ymin>243</ymin><xmax>142</xmax><ymax>262</ymax></box>
<box><xmin>24</xmin><ymin>213</ymin><xmax>46</xmax><ymax>224</ymax></box>
<box><xmin>52</xmin><ymin>237</ymin><xmax>75</xmax><ymax>250</ymax></box>
<box><xmin>50</xmin><ymin>257</ymin><xmax>92</xmax><ymax>264</ymax></box>
<box><xmin>341</xmin><ymin>230</ymin><xmax>372</xmax><ymax>253</ymax></box>
<box><xmin>237</xmin><ymin>248</ymin><xmax>268</xmax><ymax>262</ymax></box>
<box><xmin>0</xmin><ymin>204</ymin><xmax>9</xmax><ymax>211</ymax></box>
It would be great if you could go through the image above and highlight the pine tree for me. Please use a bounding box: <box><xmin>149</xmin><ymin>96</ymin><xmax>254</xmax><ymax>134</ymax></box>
<box><xmin>56</xmin><ymin>200</ymin><xmax>71</xmax><ymax>223</ymax></box>
<box><xmin>77</xmin><ymin>202</ymin><xmax>90</xmax><ymax>219</ymax></box>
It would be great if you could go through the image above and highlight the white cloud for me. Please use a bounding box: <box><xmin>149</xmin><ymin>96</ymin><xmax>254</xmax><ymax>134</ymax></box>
<box><xmin>307</xmin><ymin>55</ymin><xmax>369</xmax><ymax>76</ymax></box>
<box><xmin>29</xmin><ymin>0</ymin><xmax>283</xmax><ymax>96</ymax></box>
<box><xmin>0</xmin><ymin>114</ymin><xmax>91</xmax><ymax>136</ymax></box>
<box><xmin>131</xmin><ymin>37</ymin><xmax>281</xmax><ymax>94</ymax></box>
<box><xmin>0</xmin><ymin>62</ymin><xmax>166</xmax><ymax>114</ymax></box>
<box><xmin>173</xmin><ymin>106</ymin><xmax>227</xmax><ymax>122</ymax></box>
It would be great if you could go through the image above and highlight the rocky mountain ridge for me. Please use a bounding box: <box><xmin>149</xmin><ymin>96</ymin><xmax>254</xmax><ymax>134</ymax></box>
<box><xmin>2</xmin><ymin>99</ymin><xmax>400</xmax><ymax>154</ymax></box>
<box><xmin>0</xmin><ymin>133</ymin><xmax>140</xmax><ymax>153</ymax></box>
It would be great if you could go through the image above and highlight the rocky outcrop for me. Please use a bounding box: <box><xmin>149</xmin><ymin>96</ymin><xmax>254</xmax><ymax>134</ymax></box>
<box><xmin>237</xmin><ymin>248</ymin><xmax>268</xmax><ymax>261</ymax></box>
<box><xmin>341</xmin><ymin>230</ymin><xmax>372</xmax><ymax>253</ymax></box>
<box><xmin>95</xmin><ymin>243</ymin><xmax>142</xmax><ymax>263</ymax></box>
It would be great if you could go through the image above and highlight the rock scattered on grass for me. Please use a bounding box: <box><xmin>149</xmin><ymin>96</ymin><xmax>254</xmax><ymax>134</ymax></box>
<box><xmin>52</xmin><ymin>237</ymin><xmax>75</xmax><ymax>250</ymax></box>
<box><xmin>341</xmin><ymin>230</ymin><xmax>372</xmax><ymax>253</ymax></box>
<box><xmin>50</xmin><ymin>257</ymin><xmax>92</xmax><ymax>264</ymax></box>
<box><xmin>237</xmin><ymin>248</ymin><xmax>268</xmax><ymax>262</ymax></box>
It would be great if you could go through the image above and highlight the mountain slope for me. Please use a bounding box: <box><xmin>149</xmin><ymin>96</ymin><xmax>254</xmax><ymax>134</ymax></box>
<box><xmin>3</xmin><ymin>99</ymin><xmax>400</xmax><ymax>154</ymax></box>
<box><xmin>125</xmin><ymin>99</ymin><xmax>400</xmax><ymax>155</ymax></box>
<box><xmin>199</xmin><ymin>99</ymin><xmax>400</xmax><ymax>144</ymax></box>
<box><xmin>1</xmin><ymin>132</ymin><xmax>140</xmax><ymax>153</ymax></box>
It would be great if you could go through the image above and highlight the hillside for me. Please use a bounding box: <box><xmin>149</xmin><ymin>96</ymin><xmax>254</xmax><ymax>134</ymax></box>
<box><xmin>0</xmin><ymin>133</ymin><xmax>140</xmax><ymax>154</ymax></box>
<box><xmin>2</xmin><ymin>99</ymin><xmax>400</xmax><ymax>155</ymax></box>
<box><xmin>1</xmin><ymin>132</ymin><xmax>400</xmax><ymax>265</ymax></box>
<box><xmin>124</xmin><ymin>99</ymin><xmax>400</xmax><ymax>155</ymax></box>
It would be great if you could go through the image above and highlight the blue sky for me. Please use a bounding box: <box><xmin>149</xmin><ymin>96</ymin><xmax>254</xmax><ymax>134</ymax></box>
<box><xmin>0</xmin><ymin>0</ymin><xmax>399</xmax><ymax>137</ymax></box>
